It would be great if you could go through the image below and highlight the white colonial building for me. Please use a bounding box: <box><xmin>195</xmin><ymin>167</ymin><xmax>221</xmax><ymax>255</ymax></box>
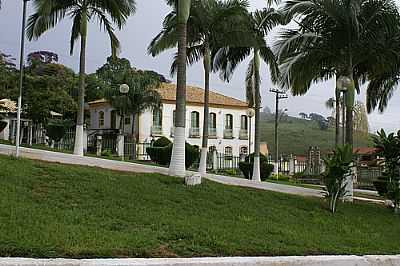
<box><xmin>88</xmin><ymin>83</ymin><xmax>255</xmax><ymax>157</ymax></box>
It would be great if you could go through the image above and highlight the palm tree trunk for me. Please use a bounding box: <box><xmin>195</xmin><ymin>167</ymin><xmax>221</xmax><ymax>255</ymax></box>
<box><xmin>73</xmin><ymin>16</ymin><xmax>87</xmax><ymax>156</ymax></box>
<box><xmin>169</xmin><ymin>0</ymin><xmax>191</xmax><ymax>177</ymax></box>
<box><xmin>198</xmin><ymin>41</ymin><xmax>210</xmax><ymax>177</ymax></box>
<box><xmin>345</xmin><ymin>72</ymin><xmax>354</xmax><ymax>148</ymax></box>
<box><xmin>252</xmin><ymin>49</ymin><xmax>261</xmax><ymax>182</ymax></box>
<box><xmin>335</xmin><ymin>84</ymin><xmax>340</xmax><ymax>147</ymax></box>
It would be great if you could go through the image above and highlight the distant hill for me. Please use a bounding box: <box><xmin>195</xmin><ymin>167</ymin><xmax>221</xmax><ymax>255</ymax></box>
<box><xmin>260</xmin><ymin>114</ymin><xmax>373</xmax><ymax>157</ymax></box>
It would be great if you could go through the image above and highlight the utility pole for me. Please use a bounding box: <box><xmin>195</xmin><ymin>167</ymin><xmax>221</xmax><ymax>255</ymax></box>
<box><xmin>16</xmin><ymin>0</ymin><xmax>30</xmax><ymax>157</ymax></box>
<box><xmin>270</xmin><ymin>89</ymin><xmax>288</xmax><ymax>177</ymax></box>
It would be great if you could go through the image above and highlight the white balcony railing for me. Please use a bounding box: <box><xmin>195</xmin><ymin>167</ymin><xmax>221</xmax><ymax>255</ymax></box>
<box><xmin>151</xmin><ymin>125</ymin><xmax>163</xmax><ymax>136</ymax></box>
<box><xmin>239</xmin><ymin>129</ymin><xmax>249</xmax><ymax>140</ymax></box>
<box><xmin>224</xmin><ymin>129</ymin><xmax>233</xmax><ymax>139</ymax></box>
<box><xmin>190</xmin><ymin>127</ymin><xmax>200</xmax><ymax>138</ymax></box>
<box><xmin>209</xmin><ymin>128</ymin><xmax>217</xmax><ymax>137</ymax></box>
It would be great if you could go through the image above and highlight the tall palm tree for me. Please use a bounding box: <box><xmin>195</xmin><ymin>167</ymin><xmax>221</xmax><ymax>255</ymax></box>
<box><xmin>158</xmin><ymin>0</ymin><xmax>191</xmax><ymax>177</ymax></box>
<box><xmin>276</xmin><ymin>0</ymin><xmax>400</xmax><ymax>148</ymax></box>
<box><xmin>149</xmin><ymin>0</ymin><xmax>251</xmax><ymax>177</ymax></box>
<box><xmin>213</xmin><ymin>8</ymin><xmax>282</xmax><ymax>181</ymax></box>
<box><xmin>26</xmin><ymin>0</ymin><xmax>136</xmax><ymax>156</ymax></box>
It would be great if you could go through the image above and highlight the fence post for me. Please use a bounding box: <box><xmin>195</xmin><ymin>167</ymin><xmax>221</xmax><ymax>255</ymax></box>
<box><xmin>343</xmin><ymin>163</ymin><xmax>355</xmax><ymax>202</ymax></box>
<box><xmin>96</xmin><ymin>135</ymin><xmax>102</xmax><ymax>157</ymax></box>
<box><xmin>117</xmin><ymin>134</ymin><xmax>124</xmax><ymax>158</ymax></box>
<box><xmin>289</xmin><ymin>155</ymin><xmax>295</xmax><ymax>175</ymax></box>
<box><xmin>212</xmin><ymin>150</ymin><xmax>218</xmax><ymax>171</ymax></box>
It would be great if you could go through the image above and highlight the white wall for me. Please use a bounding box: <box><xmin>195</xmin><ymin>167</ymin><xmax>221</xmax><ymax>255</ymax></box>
<box><xmin>138</xmin><ymin>103</ymin><xmax>255</xmax><ymax>156</ymax></box>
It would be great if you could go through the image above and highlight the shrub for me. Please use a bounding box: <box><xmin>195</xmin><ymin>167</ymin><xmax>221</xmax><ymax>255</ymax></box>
<box><xmin>147</xmin><ymin>142</ymin><xmax>199</xmax><ymax>168</ymax></box>
<box><xmin>373</xmin><ymin>177</ymin><xmax>388</xmax><ymax>196</ymax></box>
<box><xmin>239</xmin><ymin>153</ymin><xmax>274</xmax><ymax>181</ymax></box>
<box><xmin>322</xmin><ymin>145</ymin><xmax>353</xmax><ymax>214</ymax></box>
<box><xmin>46</xmin><ymin>120</ymin><xmax>69</xmax><ymax>142</ymax></box>
<box><xmin>153</xmin><ymin>136</ymin><xmax>171</xmax><ymax>147</ymax></box>
<box><xmin>101</xmin><ymin>150</ymin><xmax>113</xmax><ymax>158</ymax></box>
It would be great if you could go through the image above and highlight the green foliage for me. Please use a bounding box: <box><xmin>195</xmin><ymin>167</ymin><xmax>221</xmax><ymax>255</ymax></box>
<box><xmin>46</xmin><ymin>119</ymin><xmax>72</xmax><ymax>143</ymax></box>
<box><xmin>153</xmin><ymin>136</ymin><xmax>172</xmax><ymax>147</ymax></box>
<box><xmin>239</xmin><ymin>153</ymin><xmax>274</xmax><ymax>181</ymax></box>
<box><xmin>322</xmin><ymin>145</ymin><xmax>354</xmax><ymax>214</ymax></box>
<box><xmin>147</xmin><ymin>142</ymin><xmax>199</xmax><ymax>169</ymax></box>
<box><xmin>101</xmin><ymin>150</ymin><xmax>113</xmax><ymax>158</ymax></box>
<box><xmin>373</xmin><ymin>129</ymin><xmax>400</xmax><ymax>210</ymax></box>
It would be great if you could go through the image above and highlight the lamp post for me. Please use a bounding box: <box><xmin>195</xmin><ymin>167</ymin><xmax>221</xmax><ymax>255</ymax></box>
<box><xmin>15</xmin><ymin>0</ymin><xmax>30</xmax><ymax>157</ymax></box>
<box><xmin>336</xmin><ymin>76</ymin><xmax>352</xmax><ymax>146</ymax></box>
<box><xmin>246</xmin><ymin>108</ymin><xmax>255</xmax><ymax>162</ymax></box>
<box><xmin>119</xmin><ymin>84</ymin><xmax>129</xmax><ymax>160</ymax></box>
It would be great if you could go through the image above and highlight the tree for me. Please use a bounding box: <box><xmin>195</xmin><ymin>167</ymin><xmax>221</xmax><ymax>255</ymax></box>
<box><xmin>27</xmin><ymin>51</ymin><xmax>59</xmax><ymax>65</ymax></box>
<box><xmin>276</xmin><ymin>0</ymin><xmax>400</xmax><ymax>148</ymax></box>
<box><xmin>0</xmin><ymin>52</ymin><xmax>18</xmax><ymax>100</ymax></box>
<box><xmin>149</xmin><ymin>0</ymin><xmax>252</xmax><ymax>177</ymax></box>
<box><xmin>213</xmin><ymin>7</ymin><xmax>283</xmax><ymax>181</ymax></box>
<box><xmin>156</xmin><ymin>0</ymin><xmax>191</xmax><ymax>177</ymax></box>
<box><xmin>27</xmin><ymin>0</ymin><xmax>136</xmax><ymax>156</ymax></box>
<box><xmin>105</xmin><ymin>71</ymin><xmax>161</xmax><ymax>159</ymax></box>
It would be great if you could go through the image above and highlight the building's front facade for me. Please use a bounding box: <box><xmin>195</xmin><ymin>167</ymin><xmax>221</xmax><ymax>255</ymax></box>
<box><xmin>88</xmin><ymin>83</ymin><xmax>255</xmax><ymax>157</ymax></box>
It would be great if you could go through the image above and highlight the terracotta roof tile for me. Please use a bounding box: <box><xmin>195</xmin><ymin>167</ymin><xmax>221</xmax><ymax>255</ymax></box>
<box><xmin>88</xmin><ymin>83</ymin><xmax>249</xmax><ymax>108</ymax></box>
<box><xmin>156</xmin><ymin>83</ymin><xmax>248</xmax><ymax>108</ymax></box>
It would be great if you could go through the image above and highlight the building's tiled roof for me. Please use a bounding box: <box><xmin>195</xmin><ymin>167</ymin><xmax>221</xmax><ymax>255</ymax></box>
<box><xmin>156</xmin><ymin>83</ymin><xmax>248</xmax><ymax>108</ymax></box>
<box><xmin>353</xmin><ymin>147</ymin><xmax>378</xmax><ymax>155</ymax></box>
<box><xmin>88</xmin><ymin>83</ymin><xmax>248</xmax><ymax>108</ymax></box>
<box><xmin>0</xmin><ymin>99</ymin><xmax>17</xmax><ymax>113</ymax></box>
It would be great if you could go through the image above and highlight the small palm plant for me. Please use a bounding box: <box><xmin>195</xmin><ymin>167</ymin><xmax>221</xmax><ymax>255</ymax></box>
<box><xmin>323</xmin><ymin>145</ymin><xmax>353</xmax><ymax>214</ymax></box>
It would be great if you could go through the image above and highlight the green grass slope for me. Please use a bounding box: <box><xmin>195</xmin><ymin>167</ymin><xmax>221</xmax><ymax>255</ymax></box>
<box><xmin>0</xmin><ymin>155</ymin><xmax>399</xmax><ymax>258</ymax></box>
<box><xmin>260</xmin><ymin>117</ymin><xmax>373</xmax><ymax>156</ymax></box>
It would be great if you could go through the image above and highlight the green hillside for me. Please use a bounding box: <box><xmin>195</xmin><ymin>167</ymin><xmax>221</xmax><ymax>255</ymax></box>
<box><xmin>260</xmin><ymin>116</ymin><xmax>373</xmax><ymax>156</ymax></box>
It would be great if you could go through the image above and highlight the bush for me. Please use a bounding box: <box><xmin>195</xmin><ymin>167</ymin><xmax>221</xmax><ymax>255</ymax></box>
<box><xmin>46</xmin><ymin>120</ymin><xmax>69</xmax><ymax>142</ymax></box>
<box><xmin>239</xmin><ymin>153</ymin><xmax>274</xmax><ymax>181</ymax></box>
<box><xmin>374</xmin><ymin>177</ymin><xmax>388</xmax><ymax>196</ymax></box>
<box><xmin>153</xmin><ymin>136</ymin><xmax>171</xmax><ymax>147</ymax></box>
<box><xmin>101</xmin><ymin>150</ymin><xmax>113</xmax><ymax>158</ymax></box>
<box><xmin>147</xmin><ymin>142</ymin><xmax>199</xmax><ymax>168</ymax></box>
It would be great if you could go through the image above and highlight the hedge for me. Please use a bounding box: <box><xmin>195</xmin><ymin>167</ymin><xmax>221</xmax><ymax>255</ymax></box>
<box><xmin>147</xmin><ymin>142</ymin><xmax>199</xmax><ymax>168</ymax></box>
<box><xmin>239</xmin><ymin>153</ymin><xmax>274</xmax><ymax>181</ymax></box>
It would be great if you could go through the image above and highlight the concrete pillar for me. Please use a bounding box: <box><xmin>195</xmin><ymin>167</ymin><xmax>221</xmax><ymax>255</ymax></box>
<box><xmin>343</xmin><ymin>163</ymin><xmax>355</xmax><ymax>202</ymax></box>
<box><xmin>96</xmin><ymin>135</ymin><xmax>102</xmax><ymax>157</ymax></box>
<box><xmin>83</xmin><ymin>127</ymin><xmax>88</xmax><ymax>153</ymax></box>
<box><xmin>28</xmin><ymin>123</ymin><xmax>33</xmax><ymax>146</ymax></box>
<box><xmin>117</xmin><ymin>134</ymin><xmax>124</xmax><ymax>158</ymax></box>
<box><xmin>289</xmin><ymin>156</ymin><xmax>295</xmax><ymax>175</ymax></box>
<box><xmin>212</xmin><ymin>150</ymin><xmax>218</xmax><ymax>171</ymax></box>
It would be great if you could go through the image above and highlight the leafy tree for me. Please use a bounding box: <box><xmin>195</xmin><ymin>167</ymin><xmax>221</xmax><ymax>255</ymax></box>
<box><xmin>323</xmin><ymin>145</ymin><xmax>353</xmax><ymax>213</ymax></box>
<box><xmin>96</xmin><ymin>56</ymin><xmax>132</xmax><ymax>85</ymax></box>
<box><xmin>149</xmin><ymin>0</ymin><xmax>252</xmax><ymax>177</ymax></box>
<box><xmin>214</xmin><ymin>7</ymin><xmax>283</xmax><ymax>181</ymax></box>
<box><xmin>0</xmin><ymin>52</ymin><xmax>18</xmax><ymax>100</ymax></box>
<box><xmin>27</xmin><ymin>51</ymin><xmax>58</xmax><ymax>65</ymax></box>
<box><xmin>276</xmin><ymin>0</ymin><xmax>400</xmax><ymax>148</ymax></box>
<box><xmin>105</xmin><ymin>71</ymin><xmax>161</xmax><ymax>158</ymax></box>
<box><xmin>27</xmin><ymin>0</ymin><xmax>136</xmax><ymax>156</ymax></box>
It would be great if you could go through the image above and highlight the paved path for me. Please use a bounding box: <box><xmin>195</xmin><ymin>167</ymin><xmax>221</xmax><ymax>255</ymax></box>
<box><xmin>0</xmin><ymin>144</ymin><xmax>381</xmax><ymax>202</ymax></box>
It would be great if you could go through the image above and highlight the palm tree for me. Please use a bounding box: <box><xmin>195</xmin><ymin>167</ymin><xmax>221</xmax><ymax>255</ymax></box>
<box><xmin>26</xmin><ymin>0</ymin><xmax>136</xmax><ymax>156</ymax></box>
<box><xmin>149</xmin><ymin>0</ymin><xmax>251</xmax><ymax>177</ymax></box>
<box><xmin>157</xmin><ymin>0</ymin><xmax>191</xmax><ymax>177</ymax></box>
<box><xmin>276</xmin><ymin>0</ymin><xmax>400</xmax><ymax>148</ymax></box>
<box><xmin>213</xmin><ymin>8</ymin><xmax>282</xmax><ymax>181</ymax></box>
<box><xmin>105</xmin><ymin>72</ymin><xmax>161</xmax><ymax>159</ymax></box>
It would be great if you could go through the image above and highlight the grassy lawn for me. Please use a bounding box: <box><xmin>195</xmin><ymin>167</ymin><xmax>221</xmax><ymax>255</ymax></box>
<box><xmin>260</xmin><ymin>118</ymin><xmax>373</xmax><ymax>156</ymax></box>
<box><xmin>0</xmin><ymin>155</ymin><xmax>399</xmax><ymax>258</ymax></box>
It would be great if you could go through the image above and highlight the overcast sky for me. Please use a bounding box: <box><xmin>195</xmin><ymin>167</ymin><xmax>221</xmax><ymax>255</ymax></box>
<box><xmin>0</xmin><ymin>0</ymin><xmax>399</xmax><ymax>132</ymax></box>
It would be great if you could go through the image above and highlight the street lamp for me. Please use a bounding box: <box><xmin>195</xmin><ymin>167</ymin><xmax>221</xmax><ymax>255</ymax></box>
<box><xmin>15</xmin><ymin>0</ymin><xmax>30</xmax><ymax>157</ymax></box>
<box><xmin>337</xmin><ymin>76</ymin><xmax>352</xmax><ymax>146</ymax></box>
<box><xmin>119</xmin><ymin>84</ymin><xmax>130</xmax><ymax>132</ymax></box>
<box><xmin>246</xmin><ymin>108</ymin><xmax>255</xmax><ymax>161</ymax></box>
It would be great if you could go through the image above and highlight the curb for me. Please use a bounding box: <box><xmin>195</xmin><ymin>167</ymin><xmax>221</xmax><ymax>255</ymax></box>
<box><xmin>1</xmin><ymin>256</ymin><xmax>400</xmax><ymax>266</ymax></box>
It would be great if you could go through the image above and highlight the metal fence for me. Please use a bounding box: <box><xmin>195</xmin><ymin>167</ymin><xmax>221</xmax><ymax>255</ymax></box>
<box><xmin>124</xmin><ymin>139</ymin><xmax>152</xmax><ymax>161</ymax></box>
<box><xmin>355</xmin><ymin>166</ymin><xmax>383</xmax><ymax>189</ymax></box>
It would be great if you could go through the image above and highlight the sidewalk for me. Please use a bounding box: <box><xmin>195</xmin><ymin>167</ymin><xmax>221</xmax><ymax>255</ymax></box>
<box><xmin>0</xmin><ymin>144</ymin><xmax>381</xmax><ymax>202</ymax></box>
